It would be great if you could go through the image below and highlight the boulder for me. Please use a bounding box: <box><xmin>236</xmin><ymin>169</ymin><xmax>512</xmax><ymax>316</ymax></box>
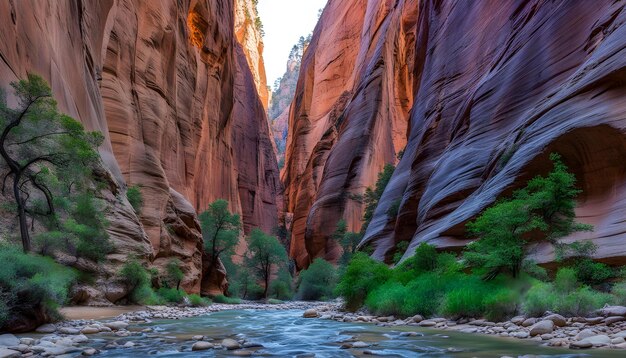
<box><xmin>0</xmin><ymin>349</ymin><xmax>20</xmax><ymax>358</ymax></box>
<box><xmin>570</xmin><ymin>340</ymin><xmax>593</xmax><ymax>349</ymax></box>
<box><xmin>418</xmin><ymin>320</ymin><xmax>437</xmax><ymax>327</ymax></box>
<box><xmin>575</xmin><ymin>329</ymin><xmax>595</xmax><ymax>341</ymax></box>
<box><xmin>529</xmin><ymin>320</ymin><xmax>554</xmax><ymax>336</ymax></box>
<box><xmin>81</xmin><ymin>326</ymin><xmax>100</xmax><ymax>334</ymax></box>
<box><xmin>604</xmin><ymin>316</ymin><xmax>625</xmax><ymax>325</ymax></box>
<box><xmin>104</xmin><ymin>321</ymin><xmax>129</xmax><ymax>330</ymax></box>
<box><xmin>599</xmin><ymin>306</ymin><xmax>626</xmax><ymax>317</ymax></box>
<box><xmin>192</xmin><ymin>342</ymin><xmax>213</xmax><ymax>351</ymax></box>
<box><xmin>35</xmin><ymin>324</ymin><xmax>57</xmax><ymax>333</ymax></box>
<box><xmin>221</xmin><ymin>338</ymin><xmax>241</xmax><ymax>350</ymax></box>
<box><xmin>521</xmin><ymin>318</ymin><xmax>536</xmax><ymax>327</ymax></box>
<box><xmin>0</xmin><ymin>334</ymin><xmax>19</xmax><ymax>347</ymax></box>
<box><xmin>543</xmin><ymin>314</ymin><xmax>566</xmax><ymax>327</ymax></box>
<box><xmin>303</xmin><ymin>309</ymin><xmax>318</xmax><ymax>318</ymax></box>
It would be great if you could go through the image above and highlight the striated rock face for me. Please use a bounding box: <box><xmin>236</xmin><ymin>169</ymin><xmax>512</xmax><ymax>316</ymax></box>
<box><xmin>282</xmin><ymin>0</ymin><xmax>417</xmax><ymax>269</ymax></box>
<box><xmin>0</xmin><ymin>0</ymin><xmax>280</xmax><ymax>296</ymax></box>
<box><xmin>362</xmin><ymin>0</ymin><xmax>626</xmax><ymax>265</ymax></box>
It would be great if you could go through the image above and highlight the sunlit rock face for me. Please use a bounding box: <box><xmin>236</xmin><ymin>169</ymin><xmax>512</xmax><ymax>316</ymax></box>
<box><xmin>0</xmin><ymin>0</ymin><xmax>280</xmax><ymax>296</ymax></box>
<box><xmin>362</xmin><ymin>0</ymin><xmax>626</xmax><ymax>266</ymax></box>
<box><xmin>282</xmin><ymin>0</ymin><xmax>417</xmax><ymax>269</ymax></box>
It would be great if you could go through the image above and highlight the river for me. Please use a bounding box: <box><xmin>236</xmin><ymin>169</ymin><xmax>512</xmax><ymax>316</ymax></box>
<box><xmin>89</xmin><ymin>309</ymin><xmax>624</xmax><ymax>357</ymax></box>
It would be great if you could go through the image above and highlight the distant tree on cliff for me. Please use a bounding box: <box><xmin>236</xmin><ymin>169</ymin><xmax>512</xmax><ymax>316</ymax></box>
<box><xmin>361</xmin><ymin>164</ymin><xmax>395</xmax><ymax>234</ymax></box>
<box><xmin>245</xmin><ymin>228</ymin><xmax>288</xmax><ymax>299</ymax></box>
<box><xmin>332</xmin><ymin>219</ymin><xmax>362</xmax><ymax>266</ymax></box>
<box><xmin>166</xmin><ymin>258</ymin><xmax>184</xmax><ymax>291</ymax></box>
<box><xmin>199</xmin><ymin>199</ymin><xmax>241</xmax><ymax>282</ymax></box>
<box><xmin>0</xmin><ymin>74</ymin><xmax>110</xmax><ymax>256</ymax></box>
<box><xmin>465</xmin><ymin>153</ymin><xmax>593</xmax><ymax>279</ymax></box>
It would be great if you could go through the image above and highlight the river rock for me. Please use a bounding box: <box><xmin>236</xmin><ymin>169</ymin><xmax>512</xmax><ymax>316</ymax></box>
<box><xmin>604</xmin><ymin>316</ymin><xmax>625</xmax><ymax>325</ymax></box>
<box><xmin>192</xmin><ymin>341</ymin><xmax>213</xmax><ymax>351</ymax></box>
<box><xmin>575</xmin><ymin>329</ymin><xmax>595</xmax><ymax>341</ymax></box>
<box><xmin>352</xmin><ymin>341</ymin><xmax>369</xmax><ymax>348</ymax></box>
<box><xmin>611</xmin><ymin>337</ymin><xmax>625</xmax><ymax>344</ymax></box>
<box><xmin>600</xmin><ymin>306</ymin><xmax>626</xmax><ymax>317</ymax></box>
<box><xmin>19</xmin><ymin>338</ymin><xmax>35</xmax><ymax>346</ymax></box>
<box><xmin>529</xmin><ymin>320</ymin><xmax>554</xmax><ymax>336</ymax></box>
<box><xmin>585</xmin><ymin>317</ymin><xmax>604</xmax><ymax>324</ymax></box>
<box><xmin>612</xmin><ymin>330</ymin><xmax>626</xmax><ymax>338</ymax></box>
<box><xmin>0</xmin><ymin>348</ymin><xmax>20</xmax><ymax>358</ymax></box>
<box><xmin>521</xmin><ymin>318</ymin><xmax>536</xmax><ymax>327</ymax></box>
<box><xmin>0</xmin><ymin>334</ymin><xmax>19</xmax><ymax>347</ymax></box>
<box><xmin>232</xmin><ymin>350</ymin><xmax>252</xmax><ymax>356</ymax></box>
<box><xmin>411</xmin><ymin>315</ymin><xmax>424</xmax><ymax>323</ymax></box>
<box><xmin>36</xmin><ymin>324</ymin><xmax>57</xmax><ymax>333</ymax></box>
<box><xmin>82</xmin><ymin>348</ymin><xmax>98</xmax><ymax>356</ymax></box>
<box><xmin>543</xmin><ymin>314</ymin><xmax>566</xmax><ymax>327</ymax></box>
<box><xmin>59</xmin><ymin>327</ymin><xmax>80</xmax><ymax>335</ymax></box>
<box><xmin>512</xmin><ymin>331</ymin><xmax>529</xmax><ymax>339</ymax></box>
<box><xmin>104</xmin><ymin>321</ymin><xmax>129</xmax><ymax>330</ymax></box>
<box><xmin>222</xmin><ymin>339</ymin><xmax>241</xmax><ymax>350</ymax></box>
<box><xmin>583</xmin><ymin>335</ymin><xmax>611</xmax><ymax>346</ymax></box>
<box><xmin>570</xmin><ymin>340</ymin><xmax>593</xmax><ymax>349</ymax></box>
<box><xmin>80</xmin><ymin>326</ymin><xmax>100</xmax><ymax>334</ymax></box>
<box><xmin>191</xmin><ymin>335</ymin><xmax>204</xmax><ymax>341</ymax></box>
<box><xmin>418</xmin><ymin>320</ymin><xmax>436</xmax><ymax>327</ymax></box>
<box><xmin>510</xmin><ymin>316</ymin><xmax>525</xmax><ymax>325</ymax></box>
<box><xmin>303</xmin><ymin>309</ymin><xmax>318</xmax><ymax>318</ymax></box>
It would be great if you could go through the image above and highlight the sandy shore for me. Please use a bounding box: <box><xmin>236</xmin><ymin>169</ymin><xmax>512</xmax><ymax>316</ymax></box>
<box><xmin>59</xmin><ymin>306</ymin><xmax>145</xmax><ymax>320</ymax></box>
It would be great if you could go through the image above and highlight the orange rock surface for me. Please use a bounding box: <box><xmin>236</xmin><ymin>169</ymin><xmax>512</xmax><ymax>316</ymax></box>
<box><xmin>282</xmin><ymin>0</ymin><xmax>417</xmax><ymax>269</ymax></box>
<box><xmin>0</xmin><ymin>0</ymin><xmax>280</xmax><ymax>296</ymax></box>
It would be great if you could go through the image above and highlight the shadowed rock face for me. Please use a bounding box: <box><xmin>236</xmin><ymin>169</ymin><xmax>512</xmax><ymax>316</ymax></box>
<box><xmin>284</xmin><ymin>0</ymin><xmax>626</xmax><ymax>268</ymax></box>
<box><xmin>282</xmin><ymin>0</ymin><xmax>417</xmax><ymax>269</ymax></box>
<box><xmin>362</xmin><ymin>0</ymin><xmax>626</xmax><ymax>265</ymax></box>
<box><xmin>0</xmin><ymin>0</ymin><xmax>280</xmax><ymax>296</ymax></box>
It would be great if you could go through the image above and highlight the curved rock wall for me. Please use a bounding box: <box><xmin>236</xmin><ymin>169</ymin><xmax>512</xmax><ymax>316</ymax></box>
<box><xmin>362</xmin><ymin>0</ymin><xmax>626</xmax><ymax>265</ymax></box>
<box><xmin>0</xmin><ymin>0</ymin><xmax>280</xmax><ymax>295</ymax></box>
<box><xmin>282</xmin><ymin>0</ymin><xmax>417</xmax><ymax>269</ymax></box>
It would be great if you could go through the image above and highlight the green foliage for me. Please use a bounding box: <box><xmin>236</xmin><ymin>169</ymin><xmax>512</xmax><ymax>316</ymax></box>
<box><xmin>361</xmin><ymin>164</ymin><xmax>395</xmax><ymax>234</ymax></box>
<box><xmin>0</xmin><ymin>245</ymin><xmax>76</xmax><ymax>328</ymax></box>
<box><xmin>612</xmin><ymin>281</ymin><xmax>626</xmax><ymax>306</ymax></box>
<box><xmin>465</xmin><ymin>154</ymin><xmax>592</xmax><ymax>278</ymax></box>
<box><xmin>297</xmin><ymin>258</ymin><xmax>337</xmax><ymax>301</ymax></box>
<box><xmin>119</xmin><ymin>259</ymin><xmax>153</xmax><ymax>304</ymax></box>
<box><xmin>392</xmin><ymin>241</ymin><xmax>409</xmax><ymax>264</ymax></box>
<box><xmin>267</xmin><ymin>298</ymin><xmax>283</xmax><ymax>304</ymax></box>
<box><xmin>213</xmin><ymin>294</ymin><xmax>241</xmax><ymax>304</ymax></box>
<box><xmin>1</xmin><ymin>74</ymin><xmax>109</xmax><ymax>255</ymax></box>
<box><xmin>165</xmin><ymin>259</ymin><xmax>184</xmax><ymax>290</ymax></box>
<box><xmin>245</xmin><ymin>228</ymin><xmax>288</xmax><ymax>298</ymax></box>
<box><xmin>269</xmin><ymin>268</ymin><xmax>293</xmax><ymax>300</ymax></box>
<box><xmin>386</xmin><ymin>199</ymin><xmax>401</xmax><ymax>219</ymax></box>
<box><xmin>334</xmin><ymin>253</ymin><xmax>391</xmax><ymax>311</ymax></box>
<box><xmin>522</xmin><ymin>268</ymin><xmax>612</xmax><ymax>317</ymax></box>
<box><xmin>200</xmin><ymin>200</ymin><xmax>241</xmax><ymax>278</ymax></box>
<box><xmin>126</xmin><ymin>185</ymin><xmax>143</xmax><ymax>214</ymax></box>
<box><xmin>555</xmin><ymin>240</ymin><xmax>613</xmax><ymax>286</ymax></box>
<box><xmin>188</xmin><ymin>294</ymin><xmax>211</xmax><ymax>307</ymax></box>
<box><xmin>156</xmin><ymin>287</ymin><xmax>186</xmax><ymax>304</ymax></box>
<box><xmin>332</xmin><ymin>219</ymin><xmax>362</xmax><ymax>267</ymax></box>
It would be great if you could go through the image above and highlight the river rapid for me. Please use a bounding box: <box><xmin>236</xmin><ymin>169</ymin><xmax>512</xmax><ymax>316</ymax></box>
<box><xmin>89</xmin><ymin>309</ymin><xmax>624</xmax><ymax>357</ymax></box>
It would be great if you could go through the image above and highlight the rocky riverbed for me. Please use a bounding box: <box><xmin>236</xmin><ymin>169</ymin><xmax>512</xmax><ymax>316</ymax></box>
<box><xmin>309</xmin><ymin>304</ymin><xmax>626</xmax><ymax>351</ymax></box>
<box><xmin>3</xmin><ymin>301</ymin><xmax>626</xmax><ymax>357</ymax></box>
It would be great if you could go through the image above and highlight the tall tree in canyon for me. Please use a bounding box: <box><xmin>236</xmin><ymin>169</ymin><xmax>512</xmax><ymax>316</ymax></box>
<box><xmin>200</xmin><ymin>199</ymin><xmax>241</xmax><ymax>280</ymax></box>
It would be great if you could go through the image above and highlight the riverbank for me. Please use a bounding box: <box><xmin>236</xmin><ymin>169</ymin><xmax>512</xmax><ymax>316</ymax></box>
<box><xmin>310</xmin><ymin>304</ymin><xmax>626</xmax><ymax>351</ymax></box>
<box><xmin>3</xmin><ymin>301</ymin><xmax>626</xmax><ymax>356</ymax></box>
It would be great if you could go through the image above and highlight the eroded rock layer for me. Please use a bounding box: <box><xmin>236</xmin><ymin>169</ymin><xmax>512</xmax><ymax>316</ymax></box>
<box><xmin>282</xmin><ymin>0</ymin><xmax>417</xmax><ymax>269</ymax></box>
<box><xmin>0</xmin><ymin>0</ymin><xmax>280</xmax><ymax>297</ymax></box>
<box><xmin>362</xmin><ymin>0</ymin><xmax>626</xmax><ymax>265</ymax></box>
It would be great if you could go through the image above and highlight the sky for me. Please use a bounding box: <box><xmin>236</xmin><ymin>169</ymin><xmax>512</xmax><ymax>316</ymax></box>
<box><xmin>257</xmin><ymin>0</ymin><xmax>328</xmax><ymax>88</ymax></box>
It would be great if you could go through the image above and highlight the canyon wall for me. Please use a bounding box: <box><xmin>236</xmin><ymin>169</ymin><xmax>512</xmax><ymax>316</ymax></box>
<box><xmin>284</xmin><ymin>0</ymin><xmax>626</xmax><ymax>268</ymax></box>
<box><xmin>0</xmin><ymin>0</ymin><xmax>280</xmax><ymax>298</ymax></box>
<box><xmin>282</xmin><ymin>0</ymin><xmax>417</xmax><ymax>269</ymax></box>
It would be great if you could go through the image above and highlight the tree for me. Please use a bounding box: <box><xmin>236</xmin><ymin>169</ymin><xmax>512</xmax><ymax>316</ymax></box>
<box><xmin>332</xmin><ymin>219</ymin><xmax>362</xmax><ymax>266</ymax></box>
<box><xmin>245</xmin><ymin>228</ymin><xmax>288</xmax><ymax>298</ymax></box>
<box><xmin>465</xmin><ymin>153</ymin><xmax>592</xmax><ymax>279</ymax></box>
<box><xmin>297</xmin><ymin>258</ymin><xmax>337</xmax><ymax>300</ymax></box>
<box><xmin>199</xmin><ymin>199</ymin><xmax>241</xmax><ymax>283</ymax></box>
<box><xmin>0</xmin><ymin>74</ymin><xmax>107</xmax><ymax>254</ymax></box>
<box><xmin>166</xmin><ymin>259</ymin><xmax>184</xmax><ymax>290</ymax></box>
<box><xmin>361</xmin><ymin>164</ymin><xmax>395</xmax><ymax>234</ymax></box>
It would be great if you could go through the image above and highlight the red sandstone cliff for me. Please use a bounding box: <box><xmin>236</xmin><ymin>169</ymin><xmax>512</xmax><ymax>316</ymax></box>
<box><xmin>282</xmin><ymin>0</ymin><xmax>417</xmax><ymax>269</ymax></box>
<box><xmin>0</xmin><ymin>0</ymin><xmax>280</xmax><ymax>298</ymax></box>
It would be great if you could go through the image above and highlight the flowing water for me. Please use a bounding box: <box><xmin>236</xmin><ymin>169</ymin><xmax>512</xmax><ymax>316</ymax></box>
<box><xmin>93</xmin><ymin>309</ymin><xmax>623</xmax><ymax>357</ymax></box>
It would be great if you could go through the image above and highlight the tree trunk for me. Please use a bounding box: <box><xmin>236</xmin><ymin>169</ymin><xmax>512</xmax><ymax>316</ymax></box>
<box><xmin>13</xmin><ymin>173</ymin><xmax>31</xmax><ymax>252</ymax></box>
<box><xmin>263</xmin><ymin>271</ymin><xmax>269</xmax><ymax>299</ymax></box>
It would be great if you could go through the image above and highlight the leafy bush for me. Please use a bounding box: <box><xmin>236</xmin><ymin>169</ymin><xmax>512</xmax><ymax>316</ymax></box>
<box><xmin>335</xmin><ymin>253</ymin><xmax>391</xmax><ymax>311</ymax></box>
<box><xmin>269</xmin><ymin>268</ymin><xmax>293</xmax><ymax>300</ymax></box>
<box><xmin>157</xmin><ymin>287</ymin><xmax>186</xmax><ymax>304</ymax></box>
<box><xmin>165</xmin><ymin>259</ymin><xmax>184</xmax><ymax>290</ymax></box>
<box><xmin>392</xmin><ymin>241</ymin><xmax>409</xmax><ymax>264</ymax></box>
<box><xmin>119</xmin><ymin>259</ymin><xmax>153</xmax><ymax>304</ymax></box>
<box><xmin>365</xmin><ymin>281</ymin><xmax>407</xmax><ymax>316</ymax></box>
<box><xmin>572</xmin><ymin>258</ymin><xmax>613</xmax><ymax>286</ymax></box>
<box><xmin>0</xmin><ymin>246</ymin><xmax>77</xmax><ymax>329</ymax></box>
<box><xmin>213</xmin><ymin>294</ymin><xmax>241</xmax><ymax>304</ymax></box>
<box><xmin>126</xmin><ymin>185</ymin><xmax>143</xmax><ymax>214</ymax></box>
<box><xmin>297</xmin><ymin>258</ymin><xmax>337</xmax><ymax>301</ymax></box>
<box><xmin>188</xmin><ymin>294</ymin><xmax>211</xmax><ymax>307</ymax></box>
<box><xmin>267</xmin><ymin>298</ymin><xmax>283</xmax><ymax>304</ymax></box>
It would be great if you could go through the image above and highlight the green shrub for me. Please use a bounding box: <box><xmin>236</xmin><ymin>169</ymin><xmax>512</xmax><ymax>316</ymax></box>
<box><xmin>572</xmin><ymin>258</ymin><xmax>612</xmax><ymax>286</ymax></box>
<box><xmin>188</xmin><ymin>294</ymin><xmax>211</xmax><ymax>307</ymax></box>
<box><xmin>335</xmin><ymin>253</ymin><xmax>391</xmax><ymax>311</ymax></box>
<box><xmin>440</xmin><ymin>280</ymin><xmax>489</xmax><ymax>318</ymax></box>
<box><xmin>612</xmin><ymin>281</ymin><xmax>626</xmax><ymax>305</ymax></box>
<box><xmin>401</xmin><ymin>272</ymin><xmax>452</xmax><ymax>316</ymax></box>
<box><xmin>392</xmin><ymin>241</ymin><xmax>409</xmax><ymax>264</ymax></box>
<box><xmin>270</xmin><ymin>268</ymin><xmax>293</xmax><ymax>300</ymax></box>
<box><xmin>126</xmin><ymin>185</ymin><xmax>143</xmax><ymax>214</ymax></box>
<box><xmin>556</xmin><ymin>287</ymin><xmax>612</xmax><ymax>316</ymax></box>
<box><xmin>157</xmin><ymin>287</ymin><xmax>186</xmax><ymax>303</ymax></box>
<box><xmin>0</xmin><ymin>245</ymin><xmax>77</xmax><ymax>329</ymax></box>
<box><xmin>165</xmin><ymin>259</ymin><xmax>184</xmax><ymax>290</ymax></box>
<box><xmin>522</xmin><ymin>281</ymin><xmax>556</xmax><ymax>317</ymax></box>
<box><xmin>297</xmin><ymin>258</ymin><xmax>337</xmax><ymax>301</ymax></box>
<box><xmin>119</xmin><ymin>259</ymin><xmax>153</xmax><ymax>304</ymax></box>
<box><xmin>365</xmin><ymin>281</ymin><xmax>407</xmax><ymax>316</ymax></box>
<box><xmin>213</xmin><ymin>294</ymin><xmax>241</xmax><ymax>304</ymax></box>
<box><xmin>267</xmin><ymin>298</ymin><xmax>283</xmax><ymax>304</ymax></box>
<box><xmin>132</xmin><ymin>284</ymin><xmax>163</xmax><ymax>305</ymax></box>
